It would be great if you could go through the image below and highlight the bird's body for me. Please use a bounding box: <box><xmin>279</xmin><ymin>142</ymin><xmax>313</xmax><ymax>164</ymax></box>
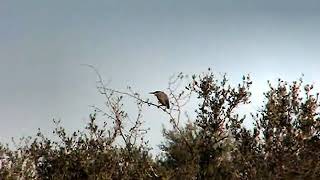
<box><xmin>150</xmin><ymin>91</ymin><xmax>170</xmax><ymax>109</ymax></box>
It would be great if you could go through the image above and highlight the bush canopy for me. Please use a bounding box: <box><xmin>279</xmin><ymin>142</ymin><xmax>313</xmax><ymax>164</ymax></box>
<box><xmin>1</xmin><ymin>69</ymin><xmax>320</xmax><ymax>179</ymax></box>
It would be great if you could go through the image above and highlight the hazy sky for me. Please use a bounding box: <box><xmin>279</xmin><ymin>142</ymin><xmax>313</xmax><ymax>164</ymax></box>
<box><xmin>1</xmin><ymin>0</ymin><xmax>320</xmax><ymax>153</ymax></box>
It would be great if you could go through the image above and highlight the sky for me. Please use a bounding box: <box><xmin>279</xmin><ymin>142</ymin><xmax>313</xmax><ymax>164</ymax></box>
<box><xmin>1</xmin><ymin>0</ymin><xmax>320</xmax><ymax>154</ymax></box>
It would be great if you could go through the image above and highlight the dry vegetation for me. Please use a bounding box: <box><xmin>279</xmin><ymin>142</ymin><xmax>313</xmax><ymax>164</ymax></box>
<box><xmin>1</xmin><ymin>68</ymin><xmax>320</xmax><ymax>179</ymax></box>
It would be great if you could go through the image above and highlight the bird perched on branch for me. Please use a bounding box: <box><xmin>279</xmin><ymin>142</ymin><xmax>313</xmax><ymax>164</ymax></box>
<box><xmin>149</xmin><ymin>91</ymin><xmax>170</xmax><ymax>109</ymax></box>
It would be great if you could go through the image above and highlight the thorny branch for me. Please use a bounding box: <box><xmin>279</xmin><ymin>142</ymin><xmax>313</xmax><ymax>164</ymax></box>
<box><xmin>83</xmin><ymin>64</ymin><xmax>195</xmax><ymax>155</ymax></box>
<box><xmin>82</xmin><ymin>64</ymin><xmax>196</xmax><ymax>177</ymax></box>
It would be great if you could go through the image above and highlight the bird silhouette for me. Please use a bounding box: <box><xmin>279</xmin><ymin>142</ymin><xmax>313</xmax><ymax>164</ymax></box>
<box><xmin>149</xmin><ymin>91</ymin><xmax>170</xmax><ymax>109</ymax></box>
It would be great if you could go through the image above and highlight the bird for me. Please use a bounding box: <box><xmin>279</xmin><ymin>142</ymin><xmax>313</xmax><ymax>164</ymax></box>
<box><xmin>149</xmin><ymin>91</ymin><xmax>170</xmax><ymax>109</ymax></box>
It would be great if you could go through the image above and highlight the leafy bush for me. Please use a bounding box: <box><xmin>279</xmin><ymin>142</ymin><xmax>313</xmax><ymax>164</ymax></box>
<box><xmin>2</xmin><ymin>69</ymin><xmax>320</xmax><ymax>179</ymax></box>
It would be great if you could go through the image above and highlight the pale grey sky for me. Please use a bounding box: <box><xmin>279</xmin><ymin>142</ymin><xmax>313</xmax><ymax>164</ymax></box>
<box><xmin>1</xmin><ymin>0</ymin><xmax>320</xmax><ymax>153</ymax></box>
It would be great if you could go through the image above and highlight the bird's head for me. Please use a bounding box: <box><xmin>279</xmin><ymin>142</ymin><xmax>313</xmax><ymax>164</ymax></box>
<box><xmin>149</xmin><ymin>91</ymin><xmax>161</xmax><ymax>95</ymax></box>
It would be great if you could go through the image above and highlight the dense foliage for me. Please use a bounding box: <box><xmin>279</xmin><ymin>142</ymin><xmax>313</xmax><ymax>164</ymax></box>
<box><xmin>1</xmin><ymin>69</ymin><xmax>320</xmax><ymax>179</ymax></box>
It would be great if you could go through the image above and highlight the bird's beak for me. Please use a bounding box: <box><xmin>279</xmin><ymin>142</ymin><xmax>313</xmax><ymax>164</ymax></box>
<box><xmin>149</xmin><ymin>92</ymin><xmax>154</xmax><ymax>94</ymax></box>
